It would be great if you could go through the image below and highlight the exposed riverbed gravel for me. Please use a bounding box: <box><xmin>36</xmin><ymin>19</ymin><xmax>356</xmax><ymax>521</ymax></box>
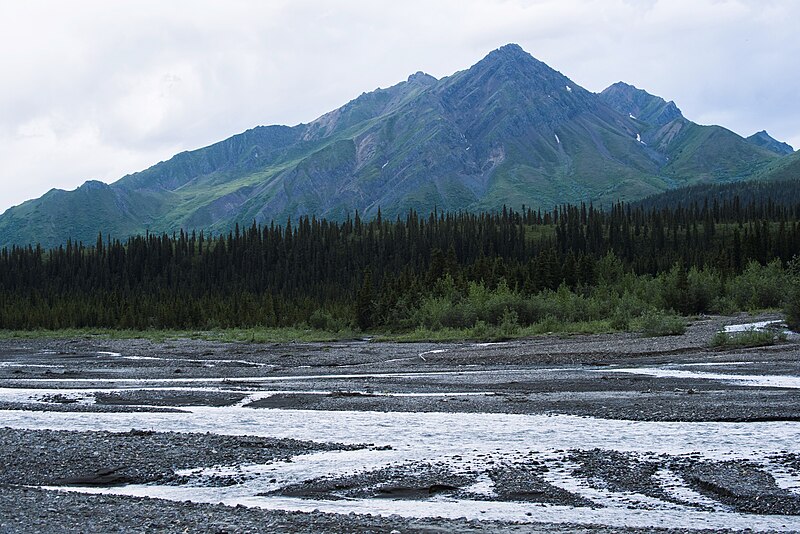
<box><xmin>0</xmin><ymin>428</ymin><xmax>367</xmax><ymax>487</ymax></box>
<box><xmin>1</xmin><ymin>313</ymin><xmax>798</xmax><ymax>532</ymax></box>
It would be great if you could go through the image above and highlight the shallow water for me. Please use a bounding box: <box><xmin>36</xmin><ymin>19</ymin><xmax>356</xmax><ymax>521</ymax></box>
<box><xmin>6</xmin><ymin>406</ymin><xmax>800</xmax><ymax>530</ymax></box>
<box><xmin>5</xmin><ymin>407</ymin><xmax>799</xmax><ymax>456</ymax></box>
<box><xmin>724</xmin><ymin>320</ymin><xmax>783</xmax><ymax>333</ymax></box>
<box><xmin>0</xmin><ymin>386</ymin><xmax>496</xmax><ymax>407</ymax></box>
<box><xmin>652</xmin><ymin>468</ymin><xmax>728</xmax><ymax>511</ymax></box>
<box><xmin>604</xmin><ymin>367</ymin><xmax>800</xmax><ymax>389</ymax></box>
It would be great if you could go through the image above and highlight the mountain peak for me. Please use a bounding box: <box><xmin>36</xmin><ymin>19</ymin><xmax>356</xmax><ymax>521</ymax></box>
<box><xmin>438</xmin><ymin>43</ymin><xmax>592</xmax><ymax>137</ymax></box>
<box><xmin>747</xmin><ymin>130</ymin><xmax>794</xmax><ymax>155</ymax></box>
<box><xmin>602</xmin><ymin>81</ymin><xmax>656</xmax><ymax>102</ymax></box>
<box><xmin>479</xmin><ymin>43</ymin><xmax>542</xmax><ymax>68</ymax></box>
<box><xmin>600</xmin><ymin>82</ymin><xmax>683</xmax><ymax>127</ymax></box>
<box><xmin>473</xmin><ymin>43</ymin><xmax>547</xmax><ymax>68</ymax></box>
<box><xmin>407</xmin><ymin>71</ymin><xmax>437</xmax><ymax>85</ymax></box>
<box><xmin>607</xmin><ymin>81</ymin><xmax>636</xmax><ymax>91</ymax></box>
<box><xmin>491</xmin><ymin>43</ymin><xmax>525</xmax><ymax>55</ymax></box>
<box><xmin>469</xmin><ymin>43</ymin><xmax>580</xmax><ymax>89</ymax></box>
<box><xmin>79</xmin><ymin>180</ymin><xmax>110</xmax><ymax>191</ymax></box>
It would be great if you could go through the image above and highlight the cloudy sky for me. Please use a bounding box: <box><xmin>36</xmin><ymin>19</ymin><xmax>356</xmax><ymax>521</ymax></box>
<box><xmin>1</xmin><ymin>0</ymin><xmax>798</xmax><ymax>213</ymax></box>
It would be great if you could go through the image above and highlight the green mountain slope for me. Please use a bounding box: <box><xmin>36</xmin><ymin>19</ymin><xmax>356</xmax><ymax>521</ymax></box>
<box><xmin>747</xmin><ymin>130</ymin><xmax>794</xmax><ymax>156</ymax></box>
<box><xmin>598</xmin><ymin>82</ymin><xmax>779</xmax><ymax>184</ymax></box>
<box><xmin>751</xmin><ymin>149</ymin><xmax>800</xmax><ymax>182</ymax></box>
<box><xmin>0</xmin><ymin>44</ymin><xmax>784</xmax><ymax>248</ymax></box>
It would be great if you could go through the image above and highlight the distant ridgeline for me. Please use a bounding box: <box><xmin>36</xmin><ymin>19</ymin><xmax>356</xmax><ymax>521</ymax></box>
<box><xmin>0</xmin><ymin>43</ymin><xmax>796</xmax><ymax>251</ymax></box>
<box><xmin>1</xmin><ymin>182</ymin><xmax>800</xmax><ymax>331</ymax></box>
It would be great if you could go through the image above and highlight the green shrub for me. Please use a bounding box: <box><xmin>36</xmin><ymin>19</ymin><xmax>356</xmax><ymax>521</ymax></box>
<box><xmin>499</xmin><ymin>309</ymin><xmax>520</xmax><ymax>337</ymax></box>
<box><xmin>710</xmin><ymin>331</ymin><xmax>730</xmax><ymax>347</ymax></box>
<box><xmin>470</xmin><ymin>320</ymin><xmax>490</xmax><ymax>340</ymax></box>
<box><xmin>533</xmin><ymin>315</ymin><xmax>562</xmax><ymax>334</ymax></box>
<box><xmin>786</xmin><ymin>291</ymin><xmax>800</xmax><ymax>332</ymax></box>
<box><xmin>381</xmin><ymin>294</ymin><xmax>417</xmax><ymax>330</ymax></box>
<box><xmin>439</xmin><ymin>305</ymin><xmax>476</xmax><ymax>329</ymax></box>
<box><xmin>660</xmin><ymin>264</ymin><xmax>723</xmax><ymax>314</ymax></box>
<box><xmin>786</xmin><ymin>257</ymin><xmax>800</xmax><ymax>331</ymax></box>
<box><xmin>710</xmin><ymin>295</ymin><xmax>737</xmax><ymax>315</ymax></box>
<box><xmin>482</xmin><ymin>280</ymin><xmax>524</xmax><ymax>325</ymax></box>
<box><xmin>730</xmin><ymin>260</ymin><xmax>787</xmax><ymax>310</ymax></box>
<box><xmin>596</xmin><ymin>252</ymin><xmax>625</xmax><ymax>287</ymax></box>
<box><xmin>411</xmin><ymin>296</ymin><xmax>451</xmax><ymax>330</ymax></box>
<box><xmin>609</xmin><ymin>308</ymin><xmax>631</xmax><ymax>330</ymax></box>
<box><xmin>308</xmin><ymin>309</ymin><xmax>345</xmax><ymax>331</ymax></box>
<box><xmin>636</xmin><ymin>311</ymin><xmax>686</xmax><ymax>337</ymax></box>
<box><xmin>710</xmin><ymin>328</ymin><xmax>784</xmax><ymax>348</ymax></box>
<box><xmin>585</xmin><ymin>288</ymin><xmax>618</xmax><ymax>319</ymax></box>
<box><xmin>686</xmin><ymin>267</ymin><xmax>722</xmax><ymax>313</ymax></box>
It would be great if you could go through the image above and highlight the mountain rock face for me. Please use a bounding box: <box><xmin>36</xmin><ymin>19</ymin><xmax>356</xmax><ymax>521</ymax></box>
<box><xmin>0</xmin><ymin>44</ymin><xmax>786</xmax><ymax>248</ymax></box>
<box><xmin>599</xmin><ymin>82</ymin><xmax>683</xmax><ymax>129</ymax></box>
<box><xmin>746</xmin><ymin>130</ymin><xmax>794</xmax><ymax>156</ymax></box>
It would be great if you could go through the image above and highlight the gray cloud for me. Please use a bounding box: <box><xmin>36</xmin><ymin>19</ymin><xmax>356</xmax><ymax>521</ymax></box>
<box><xmin>1</xmin><ymin>0</ymin><xmax>798</xmax><ymax>212</ymax></box>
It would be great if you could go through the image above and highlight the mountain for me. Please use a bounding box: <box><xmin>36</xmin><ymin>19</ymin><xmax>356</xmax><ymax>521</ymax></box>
<box><xmin>750</xmin><ymin>149</ymin><xmax>800</xmax><ymax>183</ymax></box>
<box><xmin>0</xmin><ymin>44</ymin><xmax>784</xmax><ymax>249</ymax></box>
<box><xmin>746</xmin><ymin>130</ymin><xmax>794</xmax><ymax>156</ymax></box>
<box><xmin>597</xmin><ymin>82</ymin><xmax>780</xmax><ymax>183</ymax></box>
<box><xmin>599</xmin><ymin>81</ymin><xmax>683</xmax><ymax>129</ymax></box>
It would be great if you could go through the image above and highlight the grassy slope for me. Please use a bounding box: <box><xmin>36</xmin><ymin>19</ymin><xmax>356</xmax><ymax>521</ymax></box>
<box><xmin>0</xmin><ymin>184</ymin><xmax>175</xmax><ymax>246</ymax></box>
<box><xmin>751</xmin><ymin>150</ymin><xmax>800</xmax><ymax>182</ymax></box>
<box><xmin>662</xmin><ymin>123</ymin><xmax>778</xmax><ymax>183</ymax></box>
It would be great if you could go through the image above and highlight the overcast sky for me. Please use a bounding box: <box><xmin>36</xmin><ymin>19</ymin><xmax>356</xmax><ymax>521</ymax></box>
<box><xmin>1</xmin><ymin>0</ymin><xmax>798</xmax><ymax>213</ymax></box>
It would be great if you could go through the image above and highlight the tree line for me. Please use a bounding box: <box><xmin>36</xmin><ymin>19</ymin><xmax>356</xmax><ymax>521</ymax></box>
<box><xmin>1</xmin><ymin>193</ymin><xmax>799</xmax><ymax>331</ymax></box>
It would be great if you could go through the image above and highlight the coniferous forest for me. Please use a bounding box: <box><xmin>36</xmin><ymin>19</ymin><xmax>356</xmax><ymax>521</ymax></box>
<box><xmin>2</xmin><ymin>185</ymin><xmax>800</xmax><ymax>336</ymax></box>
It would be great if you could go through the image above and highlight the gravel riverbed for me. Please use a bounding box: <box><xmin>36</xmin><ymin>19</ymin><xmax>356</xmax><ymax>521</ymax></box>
<box><xmin>1</xmin><ymin>313</ymin><xmax>799</xmax><ymax>532</ymax></box>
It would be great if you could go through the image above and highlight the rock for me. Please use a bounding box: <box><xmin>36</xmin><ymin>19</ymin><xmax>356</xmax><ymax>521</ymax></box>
<box><xmin>54</xmin><ymin>467</ymin><xmax>132</xmax><ymax>487</ymax></box>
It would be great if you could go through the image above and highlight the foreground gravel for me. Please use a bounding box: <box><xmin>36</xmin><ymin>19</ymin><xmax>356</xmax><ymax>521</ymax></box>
<box><xmin>0</xmin><ymin>486</ymin><xmax>751</xmax><ymax>534</ymax></box>
<box><xmin>677</xmin><ymin>459</ymin><xmax>800</xmax><ymax>515</ymax></box>
<box><xmin>0</xmin><ymin>428</ymin><xmax>366</xmax><ymax>487</ymax></box>
<box><xmin>261</xmin><ymin>448</ymin><xmax>800</xmax><ymax>517</ymax></box>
